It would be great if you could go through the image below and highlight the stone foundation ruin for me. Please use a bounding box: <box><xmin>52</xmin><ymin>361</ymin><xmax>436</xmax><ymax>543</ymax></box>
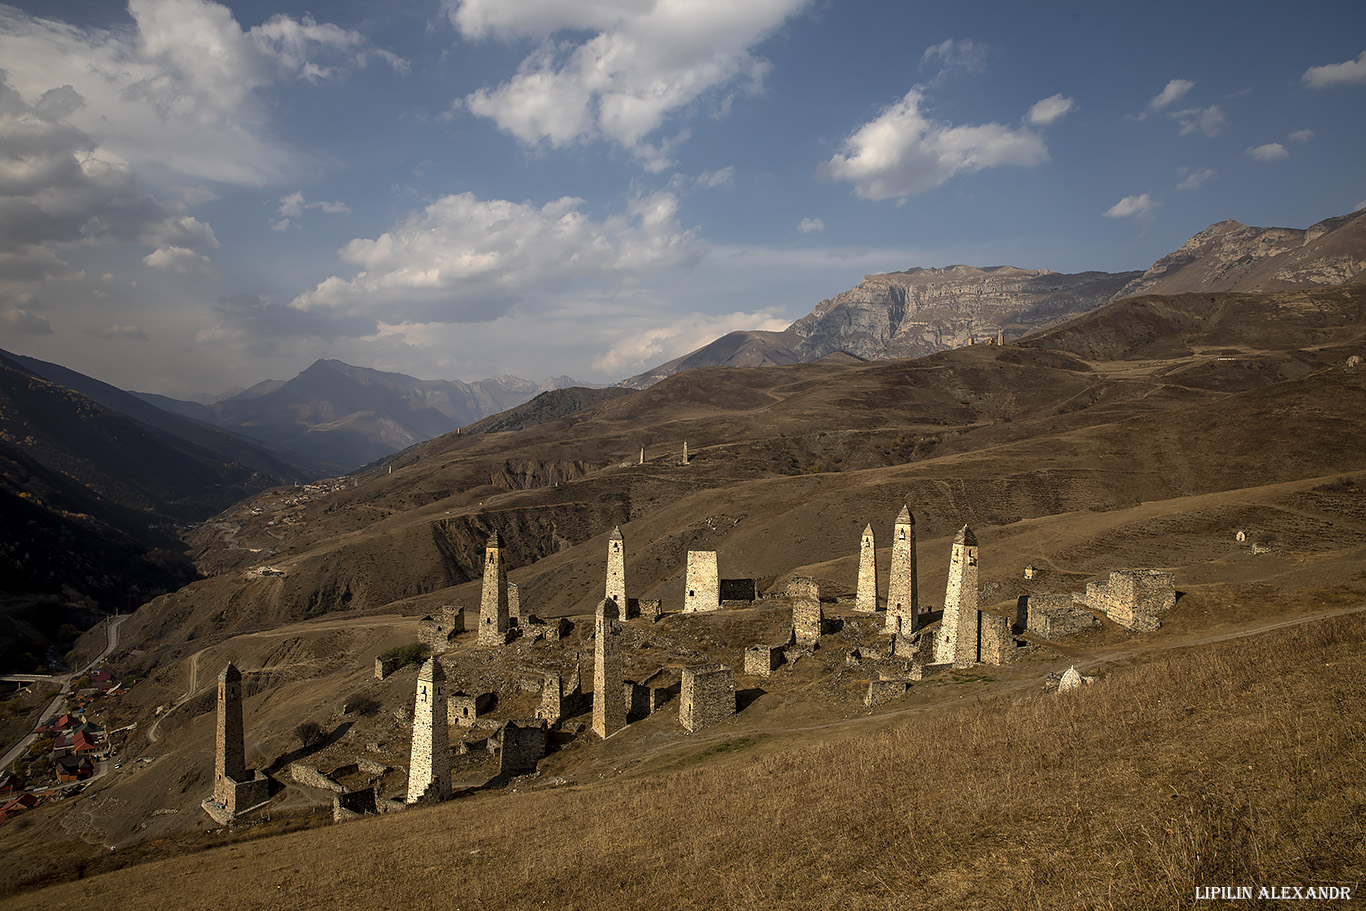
<box><xmin>679</xmin><ymin>665</ymin><xmax>735</xmax><ymax>732</ymax></box>
<box><xmin>1084</xmin><ymin>570</ymin><xmax>1176</xmax><ymax>631</ymax></box>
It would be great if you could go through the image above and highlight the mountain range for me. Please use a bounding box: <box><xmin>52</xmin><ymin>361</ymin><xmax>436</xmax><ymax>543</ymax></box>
<box><xmin>137</xmin><ymin>360</ymin><xmax>588</xmax><ymax>470</ymax></box>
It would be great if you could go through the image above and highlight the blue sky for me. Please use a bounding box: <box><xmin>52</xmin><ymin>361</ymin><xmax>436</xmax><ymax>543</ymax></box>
<box><xmin>1</xmin><ymin>0</ymin><xmax>1363</xmax><ymax>396</ymax></box>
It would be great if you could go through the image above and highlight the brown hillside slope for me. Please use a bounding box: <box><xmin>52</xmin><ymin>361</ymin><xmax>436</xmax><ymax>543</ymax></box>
<box><xmin>9</xmin><ymin>612</ymin><xmax>1364</xmax><ymax>910</ymax></box>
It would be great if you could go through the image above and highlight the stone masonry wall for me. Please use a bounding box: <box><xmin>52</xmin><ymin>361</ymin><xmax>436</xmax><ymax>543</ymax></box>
<box><xmin>478</xmin><ymin>534</ymin><xmax>510</xmax><ymax>645</ymax></box>
<box><xmin>593</xmin><ymin>599</ymin><xmax>626</xmax><ymax>738</ymax></box>
<box><xmin>856</xmin><ymin>524</ymin><xmax>878</xmax><ymax>612</ymax></box>
<box><xmin>935</xmin><ymin>526</ymin><xmax>980</xmax><ymax>667</ymax></box>
<box><xmin>887</xmin><ymin>507</ymin><xmax>919</xmax><ymax>631</ymax></box>
<box><xmin>977</xmin><ymin>611</ymin><xmax>1013</xmax><ymax>666</ymax></box>
<box><xmin>606</xmin><ymin>527</ymin><xmax>627</xmax><ymax>615</ymax></box>
<box><xmin>744</xmin><ymin>645</ymin><xmax>783</xmax><ymax>676</ymax></box>
<box><xmin>498</xmin><ymin>720</ymin><xmax>547</xmax><ymax>777</ymax></box>
<box><xmin>1027</xmin><ymin>593</ymin><xmax>1099</xmax><ymax>639</ymax></box>
<box><xmin>406</xmin><ymin>657</ymin><xmax>450</xmax><ymax>804</ymax></box>
<box><xmin>680</xmin><ymin>665</ymin><xmax>735</xmax><ymax>732</ymax></box>
<box><xmin>683</xmin><ymin>551</ymin><xmax>720</xmax><ymax>613</ymax></box>
<box><xmin>789</xmin><ymin>577</ymin><xmax>824</xmax><ymax>646</ymax></box>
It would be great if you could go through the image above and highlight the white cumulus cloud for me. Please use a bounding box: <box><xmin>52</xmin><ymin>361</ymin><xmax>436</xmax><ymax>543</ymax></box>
<box><xmin>1104</xmin><ymin>193</ymin><xmax>1157</xmax><ymax>220</ymax></box>
<box><xmin>593</xmin><ymin>308</ymin><xmax>791</xmax><ymax>375</ymax></box>
<box><xmin>797</xmin><ymin>218</ymin><xmax>824</xmax><ymax>233</ymax></box>
<box><xmin>1302</xmin><ymin>50</ymin><xmax>1366</xmax><ymax>89</ymax></box>
<box><xmin>143</xmin><ymin>245</ymin><xmax>217</xmax><ymax>275</ymax></box>
<box><xmin>1176</xmin><ymin>168</ymin><xmax>1216</xmax><ymax>191</ymax></box>
<box><xmin>1247</xmin><ymin>142</ymin><xmax>1289</xmax><ymax>162</ymax></box>
<box><xmin>454</xmin><ymin>0</ymin><xmax>810</xmax><ymax>168</ymax></box>
<box><xmin>1287</xmin><ymin>129</ymin><xmax>1315</xmax><ymax>143</ymax></box>
<box><xmin>1027</xmin><ymin>94</ymin><xmax>1075</xmax><ymax>126</ymax></box>
<box><xmin>820</xmin><ymin>88</ymin><xmax>1048</xmax><ymax>202</ymax></box>
<box><xmin>291</xmin><ymin>191</ymin><xmax>701</xmax><ymax>322</ymax></box>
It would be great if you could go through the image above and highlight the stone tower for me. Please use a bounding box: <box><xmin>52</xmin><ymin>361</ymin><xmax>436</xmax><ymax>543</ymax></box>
<box><xmin>478</xmin><ymin>531</ymin><xmax>509</xmax><ymax>646</ymax></box>
<box><xmin>885</xmin><ymin>506</ymin><xmax>918</xmax><ymax>632</ymax></box>
<box><xmin>936</xmin><ymin>525</ymin><xmax>981</xmax><ymax>667</ymax></box>
<box><xmin>855</xmin><ymin>524</ymin><xmax>878</xmax><ymax>612</ymax></box>
<box><xmin>606</xmin><ymin>526</ymin><xmax>627</xmax><ymax>615</ymax></box>
<box><xmin>592</xmin><ymin>599</ymin><xmax>625</xmax><ymax>739</ymax></box>
<box><xmin>214</xmin><ymin>662</ymin><xmax>246</xmax><ymax>804</ymax></box>
<box><xmin>683</xmin><ymin>550</ymin><xmax>720</xmax><ymax>612</ymax></box>
<box><xmin>406</xmin><ymin>657</ymin><xmax>450</xmax><ymax>804</ymax></box>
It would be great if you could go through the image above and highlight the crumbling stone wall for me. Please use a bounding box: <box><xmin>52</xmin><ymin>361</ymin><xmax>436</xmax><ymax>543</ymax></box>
<box><xmin>406</xmin><ymin>657</ymin><xmax>450</xmax><ymax>804</ymax></box>
<box><xmin>507</xmin><ymin>582</ymin><xmax>520</xmax><ymax>627</ymax></box>
<box><xmin>536</xmin><ymin>672</ymin><xmax>562</xmax><ymax>725</ymax></box>
<box><xmin>719</xmin><ymin>578</ymin><xmax>758</xmax><ymax>604</ymax></box>
<box><xmin>935</xmin><ymin>525</ymin><xmax>980</xmax><ymax>668</ymax></box>
<box><xmin>865</xmin><ymin>679</ymin><xmax>908</xmax><ymax>707</ymax></box>
<box><xmin>498</xmin><ymin>720</ymin><xmax>547</xmax><ymax>777</ymax></box>
<box><xmin>977</xmin><ymin>611</ymin><xmax>1013</xmax><ymax>666</ymax></box>
<box><xmin>333</xmin><ymin>788</ymin><xmax>377</xmax><ymax>822</ymax></box>
<box><xmin>856</xmin><ymin>524</ymin><xmax>878</xmax><ymax>612</ymax></box>
<box><xmin>478</xmin><ymin>532</ymin><xmax>510</xmax><ymax>646</ymax></box>
<box><xmin>1027</xmin><ymin>593</ymin><xmax>1099</xmax><ymax>639</ymax></box>
<box><xmin>638</xmin><ymin>599</ymin><xmax>662</xmax><ymax>622</ymax></box>
<box><xmin>680</xmin><ymin>665</ymin><xmax>735</xmax><ymax>732</ymax></box>
<box><xmin>789</xmin><ymin>577</ymin><xmax>824</xmax><ymax>646</ymax></box>
<box><xmin>448</xmin><ymin>692</ymin><xmax>493</xmax><ymax>726</ymax></box>
<box><xmin>744</xmin><ymin>645</ymin><xmax>784</xmax><ymax>676</ymax></box>
<box><xmin>289</xmin><ymin>763</ymin><xmax>344</xmax><ymax>792</ymax></box>
<box><xmin>593</xmin><ymin>599</ymin><xmax>626</xmax><ymax>738</ymax></box>
<box><xmin>418</xmin><ymin>604</ymin><xmax>464</xmax><ymax>654</ymax></box>
<box><xmin>1086</xmin><ymin>570</ymin><xmax>1176</xmax><ymax>631</ymax></box>
<box><xmin>887</xmin><ymin>507</ymin><xmax>919</xmax><ymax>631</ymax></box>
<box><xmin>683</xmin><ymin>551</ymin><xmax>720</xmax><ymax>613</ymax></box>
<box><xmin>375</xmin><ymin>655</ymin><xmax>400</xmax><ymax>680</ymax></box>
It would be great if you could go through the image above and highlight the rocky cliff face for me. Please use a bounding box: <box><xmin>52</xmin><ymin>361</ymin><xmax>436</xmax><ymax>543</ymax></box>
<box><xmin>1114</xmin><ymin>210</ymin><xmax>1366</xmax><ymax>298</ymax></box>
<box><xmin>787</xmin><ymin>266</ymin><xmax>1140</xmax><ymax>361</ymax></box>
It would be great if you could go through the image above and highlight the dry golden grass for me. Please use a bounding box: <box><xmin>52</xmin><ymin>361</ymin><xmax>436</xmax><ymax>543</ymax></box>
<box><xmin>8</xmin><ymin>613</ymin><xmax>1365</xmax><ymax>910</ymax></box>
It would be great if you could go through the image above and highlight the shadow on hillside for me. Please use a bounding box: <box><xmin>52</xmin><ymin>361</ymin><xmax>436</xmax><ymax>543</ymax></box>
<box><xmin>265</xmin><ymin>721</ymin><xmax>353</xmax><ymax>773</ymax></box>
<box><xmin>736</xmin><ymin>688</ymin><xmax>765</xmax><ymax>712</ymax></box>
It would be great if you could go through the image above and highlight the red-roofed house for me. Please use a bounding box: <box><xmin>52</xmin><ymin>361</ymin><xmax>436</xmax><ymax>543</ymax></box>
<box><xmin>54</xmin><ymin>755</ymin><xmax>94</xmax><ymax>782</ymax></box>
<box><xmin>72</xmin><ymin>730</ymin><xmax>101</xmax><ymax>754</ymax></box>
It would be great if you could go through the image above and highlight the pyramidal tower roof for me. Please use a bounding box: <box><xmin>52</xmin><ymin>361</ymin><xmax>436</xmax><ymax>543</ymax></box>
<box><xmin>955</xmin><ymin>524</ymin><xmax>977</xmax><ymax>547</ymax></box>
<box><xmin>418</xmin><ymin>656</ymin><xmax>445</xmax><ymax>682</ymax></box>
<box><xmin>219</xmin><ymin>661</ymin><xmax>240</xmax><ymax>682</ymax></box>
<box><xmin>487</xmin><ymin>530</ymin><xmax>504</xmax><ymax>548</ymax></box>
<box><xmin>609</xmin><ymin>526</ymin><xmax>624</xmax><ymax>540</ymax></box>
<box><xmin>862</xmin><ymin>523</ymin><xmax>874</xmax><ymax>535</ymax></box>
<box><xmin>896</xmin><ymin>506</ymin><xmax>914</xmax><ymax>524</ymax></box>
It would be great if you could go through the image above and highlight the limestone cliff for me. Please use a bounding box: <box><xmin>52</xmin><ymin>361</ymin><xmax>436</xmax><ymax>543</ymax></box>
<box><xmin>1114</xmin><ymin>209</ymin><xmax>1366</xmax><ymax>298</ymax></box>
<box><xmin>787</xmin><ymin>266</ymin><xmax>1138</xmax><ymax>362</ymax></box>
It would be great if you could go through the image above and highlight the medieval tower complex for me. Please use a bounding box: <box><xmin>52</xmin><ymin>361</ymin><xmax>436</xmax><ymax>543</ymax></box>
<box><xmin>855</xmin><ymin>524</ymin><xmax>878</xmax><ymax>612</ymax></box>
<box><xmin>593</xmin><ymin>598</ymin><xmax>626</xmax><ymax>738</ymax></box>
<box><xmin>683</xmin><ymin>550</ymin><xmax>720</xmax><ymax>613</ymax></box>
<box><xmin>936</xmin><ymin>525</ymin><xmax>981</xmax><ymax>667</ymax></box>
<box><xmin>479</xmin><ymin>531</ymin><xmax>510</xmax><ymax>646</ymax></box>
<box><xmin>885</xmin><ymin>506</ymin><xmax>919</xmax><ymax>632</ymax></box>
<box><xmin>606</xmin><ymin>526</ymin><xmax>627</xmax><ymax>614</ymax></box>
<box><xmin>406</xmin><ymin>657</ymin><xmax>451</xmax><ymax>804</ymax></box>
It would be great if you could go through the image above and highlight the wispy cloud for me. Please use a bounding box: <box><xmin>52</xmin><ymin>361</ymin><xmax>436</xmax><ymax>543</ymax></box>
<box><xmin>1149</xmin><ymin>78</ymin><xmax>1194</xmax><ymax>110</ymax></box>
<box><xmin>1171</xmin><ymin>105</ymin><xmax>1226</xmax><ymax>137</ymax></box>
<box><xmin>797</xmin><ymin>218</ymin><xmax>824</xmax><ymax>233</ymax></box>
<box><xmin>1246</xmin><ymin>142</ymin><xmax>1289</xmax><ymax>162</ymax></box>
<box><xmin>3</xmin><ymin>308</ymin><xmax>53</xmax><ymax>335</ymax></box>
<box><xmin>1176</xmin><ymin>167</ymin><xmax>1216</xmax><ymax>191</ymax></box>
<box><xmin>1103</xmin><ymin>193</ymin><xmax>1157</xmax><ymax>221</ymax></box>
<box><xmin>1027</xmin><ymin>94</ymin><xmax>1076</xmax><ymax>126</ymax></box>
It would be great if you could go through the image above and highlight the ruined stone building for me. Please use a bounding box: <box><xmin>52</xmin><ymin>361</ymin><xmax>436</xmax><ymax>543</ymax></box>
<box><xmin>935</xmin><ymin>525</ymin><xmax>980</xmax><ymax>667</ymax></box>
<box><xmin>507</xmin><ymin>582</ymin><xmax>520</xmax><ymax>628</ymax></box>
<box><xmin>789</xmin><ymin>576</ymin><xmax>824</xmax><ymax>646</ymax></box>
<box><xmin>856</xmin><ymin>524</ymin><xmax>878</xmax><ymax>612</ymax></box>
<box><xmin>680</xmin><ymin>665</ymin><xmax>735</xmax><ymax>732</ymax></box>
<box><xmin>606</xmin><ymin>526</ymin><xmax>628</xmax><ymax>617</ymax></box>
<box><xmin>203</xmin><ymin>662</ymin><xmax>269</xmax><ymax>824</ymax></box>
<box><xmin>886</xmin><ymin>507</ymin><xmax>919</xmax><ymax>632</ymax></box>
<box><xmin>683</xmin><ymin>550</ymin><xmax>720</xmax><ymax>613</ymax></box>
<box><xmin>497</xmin><ymin>720</ymin><xmax>547</xmax><ymax>777</ymax></box>
<box><xmin>744</xmin><ymin>644</ymin><xmax>784</xmax><ymax>677</ymax></box>
<box><xmin>1025</xmin><ymin>593</ymin><xmax>1100</xmax><ymax>639</ymax></box>
<box><xmin>593</xmin><ymin>599</ymin><xmax>626</xmax><ymax>739</ymax></box>
<box><xmin>406</xmin><ymin>657</ymin><xmax>450</xmax><ymax>804</ymax></box>
<box><xmin>1085</xmin><ymin>570</ymin><xmax>1176</xmax><ymax>631</ymax></box>
<box><xmin>479</xmin><ymin>531</ymin><xmax>510</xmax><ymax>646</ymax></box>
<box><xmin>535</xmin><ymin>672</ymin><xmax>563</xmax><ymax>725</ymax></box>
<box><xmin>417</xmin><ymin>604</ymin><xmax>464</xmax><ymax>654</ymax></box>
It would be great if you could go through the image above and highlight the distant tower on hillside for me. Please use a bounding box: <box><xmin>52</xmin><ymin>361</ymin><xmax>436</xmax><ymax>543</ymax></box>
<box><xmin>885</xmin><ymin>507</ymin><xmax>918</xmax><ymax>632</ymax></box>
<box><xmin>478</xmin><ymin>531</ymin><xmax>510</xmax><ymax>646</ymax></box>
<box><xmin>855</xmin><ymin>524</ymin><xmax>878</xmax><ymax>612</ymax></box>
<box><xmin>406</xmin><ymin>657</ymin><xmax>450</xmax><ymax>804</ymax></box>
<box><xmin>682</xmin><ymin>442</ymin><xmax>690</xmax><ymax>465</ymax></box>
<box><xmin>606</xmin><ymin>526</ymin><xmax>627</xmax><ymax>615</ymax></box>
<box><xmin>593</xmin><ymin>599</ymin><xmax>625</xmax><ymax>739</ymax></box>
<box><xmin>936</xmin><ymin>525</ymin><xmax>981</xmax><ymax>667</ymax></box>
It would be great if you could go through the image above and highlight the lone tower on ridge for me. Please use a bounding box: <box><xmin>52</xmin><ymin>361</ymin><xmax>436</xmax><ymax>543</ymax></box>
<box><xmin>214</xmin><ymin>662</ymin><xmax>247</xmax><ymax>803</ymax></box>
<box><xmin>936</xmin><ymin>525</ymin><xmax>981</xmax><ymax>667</ymax></box>
<box><xmin>855</xmin><ymin>524</ymin><xmax>878</xmax><ymax>612</ymax></box>
<box><xmin>406</xmin><ymin>657</ymin><xmax>450</xmax><ymax>803</ymax></box>
<box><xmin>606</xmin><ymin>526</ymin><xmax>627</xmax><ymax>616</ymax></box>
<box><xmin>885</xmin><ymin>506</ymin><xmax>918</xmax><ymax>632</ymax></box>
<box><xmin>478</xmin><ymin>531</ymin><xmax>510</xmax><ymax>646</ymax></box>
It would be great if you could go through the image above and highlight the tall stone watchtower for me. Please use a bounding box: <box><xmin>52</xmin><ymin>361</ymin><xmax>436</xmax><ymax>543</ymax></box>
<box><xmin>855</xmin><ymin>524</ymin><xmax>878</xmax><ymax>612</ymax></box>
<box><xmin>406</xmin><ymin>657</ymin><xmax>450</xmax><ymax>804</ymax></box>
<box><xmin>885</xmin><ymin>506</ymin><xmax>918</xmax><ymax>632</ymax></box>
<box><xmin>214</xmin><ymin>662</ymin><xmax>247</xmax><ymax>804</ymax></box>
<box><xmin>478</xmin><ymin>531</ymin><xmax>510</xmax><ymax>646</ymax></box>
<box><xmin>606</xmin><ymin>526</ymin><xmax>627</xmax><ymax>615</ymax></box>
<box><xmin>592</xmin><ymin>599</ymin><xmax>625</xmax><ymax>739</ymax></box>
<box><xmin>936</xmin><ymin>525</ymin><xmax>981</xmax><ymax>667</ymax></box>
<box><xmin>683</xmin><ymin>550</ymin><xmax>720</xmax><ymax>613</ymax></box>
